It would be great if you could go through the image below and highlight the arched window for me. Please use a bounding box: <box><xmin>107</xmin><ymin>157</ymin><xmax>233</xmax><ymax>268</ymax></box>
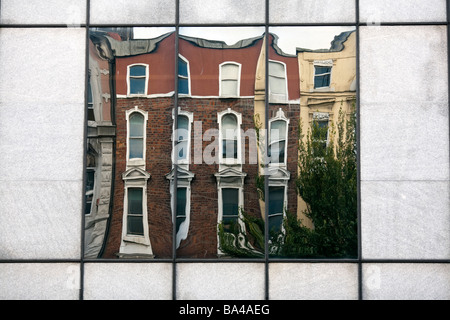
<box><xmin>268</xmin><ymin>60</ymin><xmax>288</xmax><ymax>102</ymax></box>
<box><xmin>269</xmin><ymin>108</ymin><xmax>289</xmax><ymax>166</ymax></box>
<box><xmin>126</xmin><ymin>107</ymin><xmax>148</xmax><ymax>167</ymax></box>
<box><xmin>221</xmin><ymin>113</ymin><xmax>238</xmax><ymax>160</ymax></box>
<box><xmin>128</xmin><ymin>112</ymin><xmax>144</xmax><ymax>160</ymax></box>
<box><xmin>176</xmin><ymin>115</ymin><xmax>189</xmax><ymax>162</ymax></box>
<box><xmin>178</xmin><ymin>55</ymin><xmax>190</xmax><ymax>95</ymax></box>
<box><xmin>128</xmin><ymin>64</ymin><xmax>148</xmax><ymax>95</ymax></box>
<box><xmin>220</xmin><ymin>62</ymin><xmax>241</xmax><ymax>97</ymax></box>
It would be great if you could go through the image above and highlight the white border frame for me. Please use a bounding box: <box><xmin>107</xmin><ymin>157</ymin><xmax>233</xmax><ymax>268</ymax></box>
<box><xmin>127</xmin><ymin>63</ymin><xmax>149</xmax><ymax>97</ymax></box>
<box><xmin>126</xmin><ymin>106</ymin><xmax>148</xmax><ymax>168</ymax></box>
<box><xmin>219</xmin><ymin>61</ymin><xmax>242</xmax><ymax>98</ymax></box>
<box><xmin>178</xmin><ymin>54</ymin><xmax>191</xmax><ymax>97</ymax></box>
<box><xmin>218</xmin><ymin>108</ymin><xmax>243</xmax><ymax>166</ymax></box>
<box><xmin>268</xmin><ymin>59</ymin><xmax>289</xmax><ymax>103</ymax></box>
<box><xmin>268</xmin><ymin>108</ymin><xmax>290</xmax><ymax>168</ymax></box>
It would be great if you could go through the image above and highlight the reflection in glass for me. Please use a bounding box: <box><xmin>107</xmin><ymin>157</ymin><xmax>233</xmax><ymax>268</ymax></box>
<box><xmin>128</xmin><ymin>112</ymin><xmax>144</xmax><ymax>159</ymax></box>
<box><xmin>127</xmin><ymin>188</ymin><xmax>144</xmax><ymax>236</ymax></box>
<box><xmin>83</xmin><ymin>25</ymin><xmax>357</xmax><ymax>260</ymax></box>
<box><xmin>84</xmin><ymin>27</ymin><xmax>175</xmax><ymax>259</ymax></box>
<box><xmin>268</xmin><ymin>26</ymin><xmax>357</xmax><ymax>259</ymax></box>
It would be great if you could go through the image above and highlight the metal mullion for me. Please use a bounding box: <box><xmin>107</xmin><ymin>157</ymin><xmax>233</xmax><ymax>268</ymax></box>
<box><xmin>264</xmin><ymin>0</ymin><xmax>270</xmax><ymax>301</ymax></box>
<box><xmin>172</xmin><ymin>0</ymin><xmax>180</xmax><ymax>302</ymax></box>
<box><xmin>355</xmin><ymin>0</ymin><xmax>363</xmax><ymax>302</ymax></box>
<box><xmin>79</xmin><ymin>0</ymin><xmax>91</xmax><ymax>301</ymax></box>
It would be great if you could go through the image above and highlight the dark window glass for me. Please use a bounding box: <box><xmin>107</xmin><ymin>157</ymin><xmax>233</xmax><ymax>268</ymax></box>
<box><xmin>127</xmin><ymin>188</ymin><xmax>144</xmax><ymax>236</ymax></box>
<box><xmin>268</xmin><ymin>186</ymin><xmax>284</xmax><ymax>233</ymax></box>
<box><xmin>314</xmin><ymin>66</ymin><xmax>331</xmax><ymax>88</ymax></box>
<box><xmin>222</xmin><ymin>188</ymin><xmax>239</xmax><ymax>231</ymax></box>
<box><xmin>176</xmin><ymin>188</ymin><xmax>187</xmax><ymax>233</ymax></box>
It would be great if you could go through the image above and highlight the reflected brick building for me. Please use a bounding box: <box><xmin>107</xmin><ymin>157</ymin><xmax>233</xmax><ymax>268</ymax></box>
<box><xmin>84</xmin><ymin>28</ymin><xmax>354</xmax><ymax>259</ymax></box>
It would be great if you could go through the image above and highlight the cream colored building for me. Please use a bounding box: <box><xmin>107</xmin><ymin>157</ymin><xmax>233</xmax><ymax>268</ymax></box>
<box><xmin>297</xmin><ymin>30</ymin><xmax>357</xmax><ymax>227</ymax></box>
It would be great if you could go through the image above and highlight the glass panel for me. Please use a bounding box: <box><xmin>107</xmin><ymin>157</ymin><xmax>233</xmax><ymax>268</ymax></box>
<box><xmin>269</xmin><ymin>61</ymin><xmax>285</xmax><ymax>77</ymax></box>
<box><xmin>178</xmin><ymin>78</ymin><xmax>189</xmax><ymax>94</ymax></box>
<box><xmin>177</xmin><ymin>115</ymin><xmax>189</xmax><ymax>134</ymax></box>
<box><xmin>269</xmin><ymin>76</ymin><xmax>286</xmax><ymax>95</ymax></box>
<box><xmin>178</xmin><ymin>58</ymin><xmax>188</xmax><ymax>77</ymax></box>
<box><xmin>176</xmin><ymin>188</ymin><xmax>187</xmax><ymax>233</ymax></box>
<box><xmin>127</xmin><ymin>188</ymin><xmax>143</xmax><ymax>236</ymax></box>
<box><xmin>129</xmin><ymin>78</ymin><xmax>146</xmax><ymax>94</ymax></box>
<box><xmin>221</xmin><ymin>80</ymin><xmax>238</xmax><ymax>96</ymax></box>
<box><xmin>85</xmin><ymin>27</ymin><xmax>175</xmax><ymax>259</ymax></box>
<box><xmin>315</xmin><ymin>66</ymin><xmax>331</xmax><ymax>75</ymax></box>
<box><xmin>221</xmin><ymin>64</ymin><xmax>239</xmax><ymax>79</ymax></box>
<box><xmin>129</xmin><ymin>113</ymin><xmax>144</xmax><ymax>137</ymax></box>
<box><xmin>269</xmin><ymin>140</ymin><xmax>285</xmax><ymax>164</ymax></box>
<box><xmin>221</xmin><ymin>114</ymin><xmax>237</xmax><ymax>136</ymax></box>
<box><xmin>270</xmin><ymin>120</ymin><xmax>286</xmax><ymax>142</ymax></box>
<box><xmin>129</xmin><ymin>65</ymin><xmax>147</xmax><ymax>77</ymax></box>
<box><xmin>129</xmin><ymin>138</ymin><xmax>144</xmax><ymax>159</ymax></box>
<box><xmin>222</xmin><ymin>188</ymin><xmax>239</xmax><ymax>222</ymax></box>
<box><xmin>314</xmin><ymin>74</ymin><xmax>331</xmax><ymax>88</ymax></box>
<box><xmin>177</xmin><ymin>141</ymin><xmax>188</xmax><ymax>160</ymax></box>
<box><xmin>127</xmin><ymin>216</ymin><xmax>144</xmax><ymax>236</ymax></box>
<box><xmin>128</xmin><ymin>188</ymin><xmax>143</xmax><ymax>215</ymax></box>
<box><xmin>222</xmin><ymin>139</ymin><xmax>238</xmax><ymax>159</ymax></box>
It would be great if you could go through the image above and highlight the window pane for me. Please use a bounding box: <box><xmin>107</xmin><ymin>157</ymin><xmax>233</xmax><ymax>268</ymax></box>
<box><xmin>315</xmin><ymin>66</ymin><xmax>331</xmax><ymax>75</ymax></box>
<box><xmin>221</xmin><ymin>114</ymin><xmax>237</xmax><ymax>136</ymax></box>
<box><xmin>269</xmin><ymin>76</ymin><xmax>287</xmax><ymax>95</ymax></box>
<box><xmin>129</xmin><ymin>113</ymin><xmax>144</xmax><ymax>137</ymax></box>
<box><xmin>127</xmin><ymin>216</ymin><xmax>144</xmax><ymax>235</ymax></box>
<box><xmin>86</xmin><ymin>170</ymin><xmax>95</xmax><ymax>192</ymax></box>
<box><xmin>177</xmin><ymin>188</ymin><xmax>187</xmax><ymax>217</ymax></box>
<box><xmin>269</xmin><ymin>186</ymin><xmax>284</xmax><ymax>216</ymax></box>
<box><xmin>129</xmin><ymin>138</ymin><xmax>144</xmax><ymax>159</ymax></box>
<box><xmin>270</xmin><ymin>120</ymin><xmax>287</xmax><ymax>143</ymax></box>
<box><xmin>178</xmin><ymin>78</ymin><xmax>189</xmax><ymax>94</ymax></box>
<box><xmin>178</xmin><ymin>58</ymin><xmax>188</xmax><ymax>77</ymax></box>
<box><xmin>221</xmin><ymin>80</ymin><xmax>238</xmax><ymax>96</ymax></box>
<box><xmin>222</xmin><ymin>139</ymin><xmax>238</xmax><ymax>159</ymax></box>
<box><xmin>177</xmin><ymin>140</ymin><xmax>188</xmax><ymax>160</ymax></box>
<box><xmin>177</xmin><ymin>115</ymin><xmax>189</xmax><ymax>132</ymax></box>
<box><xmin>269</xmin><ymin>140</ymin><xmax>285</xmax><ymax>163</ymax></box>
<box><xmin>268</xmin><ymin>214</ymin><xmax>283</xmax><ymax>234</ymax></box>
<box><xmin>129</xmin><ymin>65</ymin><xmax>147</xmax><ymax>77</ymax></box>
<box><xmin>314</xmin><ymin>74</ymin><xmax>331</xmax><ymax>88</ymax></box>
<box><xmin>128</xmin><ymin>188</ymin><xmax>143</xmax><ymax>215</ymax></box>
<box><xmin>130</xmin><ymin>78</ymin><xmax>146</xmax><ymax>94</ymax></box>
<box><xmin>269</xmin><ymin>61</ymin><xmax>285</xmax><ymax>77</ymax></box>
<box><xmin>221</xmin><ymin>64</ymin><xmax>239</xmax><ymax>79</ymax></box>
<box><xmin>222</xmin><ymin>188</ymin><xmax>239</xmax><ymax>217</ymax></box>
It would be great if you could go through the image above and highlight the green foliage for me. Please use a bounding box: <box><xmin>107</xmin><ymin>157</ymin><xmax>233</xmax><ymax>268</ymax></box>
<box><xmin>218</xmin><ymin>102</ymin><xmax>357</xmax><ymax>259</ymax></box>
<box><xmin>294</xmin><ymin>102</ymin><xmax>357</xmax><ymax>258</ymax></box>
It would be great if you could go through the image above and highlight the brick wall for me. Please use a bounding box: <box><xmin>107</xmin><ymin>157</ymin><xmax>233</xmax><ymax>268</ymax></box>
<box><xmin>102</xmin><ymin>97</ymin><xmax>299</xmax><ymax>258</ymax></box>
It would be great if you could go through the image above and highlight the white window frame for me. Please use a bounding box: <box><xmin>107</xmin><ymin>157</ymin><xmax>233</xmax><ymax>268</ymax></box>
<box><xmin>268</xmin><ymin>59</ymin><xmax>288</xmax><ymax>103</ymax></box>
<box><xmin>126</xmin><ymin>106</ymin><xmax>148</xmax><ymax>168</ymax></box>
<box><xmin>313</xmin><ymin>59</ymin><xmax>333</xmax><ymax>90</ymax></box>
<box><xmin>312</xmin><ymin>111</ymin><xmax>330</xmax><ymax>148</ymax></box>
<box><xmin>178</xmin><ymin>54</ymin><xmax>191</xmax><ymax>96</ymax></box>
<box><xmin>127</xmin><ymin>63</ymin><xmax>149</xmax><ymax>96</ymax></box>
<box><xmin>268</xmin><ymin>108</ymin><xmax>289</xmax><ymax>167</ymax></box>
<box><xmin>122</xmin><ymin>184</ymin><xmax>151</xmax><ymax>246</ymax></box>
<box><xmin>219</xmin><ymin>61</ymin><xmax>241</xmax><ymax>98</ymax></box>
<box><xmin>267</xmin><ymin>185</ymin><xmax>288</xmax><ymax>235</ymax></box>
<box><xmin>218</xmin><ymin>108</ymin><xmax>243</xmax><ymax>166</ymax></box>
<box><xmin>119</xmin><ymin>168</ymin><xmax>152</xmax><ymax>257</ymax></box>
<box><xmin>174</xmin><ymin>184</ymin><xmax>192</xmax><ymax>249</ymax></box>
<box><xmin>172</xmin><ymin>108</ymin><xmax>194</xmax><ymax>167</ymax></box>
